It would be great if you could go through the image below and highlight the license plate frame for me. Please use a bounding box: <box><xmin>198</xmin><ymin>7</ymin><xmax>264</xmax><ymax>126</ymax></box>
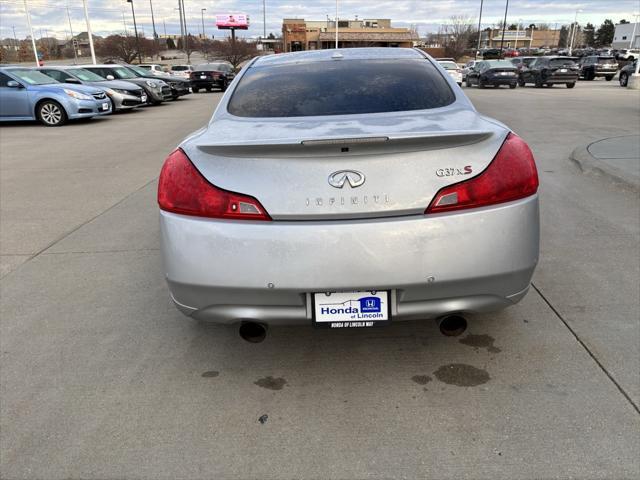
<box><xmin>101</xmin><ymin>102</ymin><xmax>110</xmax><ymax>111</ymax></box>
<box><xmin>312</xmin><ymin>290</ymin><xmax>392</xmax><ymax>329</ymax></box>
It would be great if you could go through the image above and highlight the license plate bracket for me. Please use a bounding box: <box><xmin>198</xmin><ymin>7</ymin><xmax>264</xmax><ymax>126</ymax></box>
<box><xmin>312</xmin><ymin>290</ymin><xmax>391</xmax><ymax>328</ymax></box>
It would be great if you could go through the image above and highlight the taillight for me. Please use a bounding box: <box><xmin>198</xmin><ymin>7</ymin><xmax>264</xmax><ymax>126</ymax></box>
<box><xmin>157</xmin><ymin>149</ymin><xmax>270</xmax><ymax>220</ymax></box>
<box><xmin>425</xmin><ymin>133</ymin><xmax>538</xmax><ymax>214</ymax></box>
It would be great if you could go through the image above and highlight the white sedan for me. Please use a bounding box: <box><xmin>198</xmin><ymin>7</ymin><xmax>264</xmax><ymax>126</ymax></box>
<box><xmin>438</xmin><ymin>60</ymin><xmax>463</xmax><ymax>85</ymax></box>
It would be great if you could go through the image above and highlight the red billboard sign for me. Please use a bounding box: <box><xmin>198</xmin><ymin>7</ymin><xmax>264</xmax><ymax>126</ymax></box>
<box><xmin>216</xmin><ymin>14</ymin><xmax>249</xmax><ymax>30</ymax></box>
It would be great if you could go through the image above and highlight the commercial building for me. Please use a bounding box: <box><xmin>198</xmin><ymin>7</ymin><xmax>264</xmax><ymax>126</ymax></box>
<box><xmin>612</xmin><ymin>23</ymin><xmax>639</xmax><ymax>49</ymax></box>
<box><xmin>282</xmin><ymin>18</ymin><xmax>418</xmax><ymax>52</ymax></box>
<box><xmin>481</xmin><ymin>28</ymin><xmax>562</xmax><ymax>49</ymax></box>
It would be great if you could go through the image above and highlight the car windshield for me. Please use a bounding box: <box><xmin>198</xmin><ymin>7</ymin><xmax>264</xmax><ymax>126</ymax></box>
<box><xmin>549</xmin><ymin>58</ymin><xmax>576</xmax><ymax>67</ymax></box>
<box><xmin>438</xmin><ymin>61</ymin><xmax>458</xmax><ymax>70</ymax></box>
<box><xmin>9</xmin><ymin>69</ymin><xmax>57</xmax><ymax>85</ymax></box>
<box><xmin>172</xmin><ymin>66</ymin><xmax>190</xmax><ymax>71</ymax></box>
<box><xmin>138</xmin><ymin>65</ymin><xmax>152</xmax><ymax>70</ymax></box>
<box><xmin>126</xmin><ymin>65</ymin><xmax>151</xmax><ymax>76</ymax></box>
<box><xmin>111</xmin><ymin>67</ymin><xmax>136</xmax><ymax>79</ymax></box>
<box><xmin>485</xmin><ymin>60</ymin><xmax>514</xmax><ymax>68</ymax></box>
<box><xmin>195</xmin><ymin>63</ymin><xmax>233</xmax><ymax>72</ymax></box>
<box><xmin>228</xmin><ymin>59</ymin><xmax>455</xmax><ymax>118</ymax></box>
<box><xmin>68</xmin><ymin>69</ymin><xmax>105</xmax><ymax>82</ymax></box>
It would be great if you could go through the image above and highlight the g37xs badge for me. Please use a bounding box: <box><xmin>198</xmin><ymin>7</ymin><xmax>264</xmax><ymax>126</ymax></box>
<box><xmin>328</xmin><ymin>170</ymin><xmax>365</xmax><ymax>188</ymax></box>
<box><xmin>436</xmin><ymin>166</ymin><xmax>473</xmax><ymax>177</ymax></box>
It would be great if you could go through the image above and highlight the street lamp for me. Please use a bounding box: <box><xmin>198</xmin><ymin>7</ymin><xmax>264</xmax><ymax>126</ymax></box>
<box><xmin>499</xmin><ymin>0</ymin><xmax>509</xmax><ymax>55</ymax></box>
<box><xmin>568</xmin><ymin>9</ymin><xmax>582</xmax><ymax>55</ymax></box>
<box><xmin>475</xmin><ymin>0</ymin><xmax>484</xmax><ymax>60</ymax></box>
<box><xmin>126</xmin><ymin>0</ymin><xmax>142</xmax><ymax>63</ymax></box>
<box><xmin>514</xmin><ymin>18</ymin><xmax>522</xmax><ymax>49</ymax></box>
<box><xmin>201</xmin><ymin>8</ymin><xmax>206</xmax><ymax>39</ymax></box>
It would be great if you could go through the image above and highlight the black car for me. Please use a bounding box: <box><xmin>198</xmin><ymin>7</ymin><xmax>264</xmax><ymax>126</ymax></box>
<box><xmin>518</xmin><ymin>56</ymin><xmax>579</xmax><ymax>88</ymax></box>
<box><xmin>190</xmin><ymin>63</ymin><xmax>235</xmax><ymax>92</ymax></box>
<box><xmin>465</xmin><ymin>60</ymin><xmax>518</xmax><ymax>88</ymax></box>
<box><xmin>118</xmin><ymin>63</ymin><xmax>191</xmax><ymax>99</ymax></box>
<box><xmin>480</xmin><ymin>48</ymin><xmax>503</xmax><ymax>60</ymax></box>
<box><xmin>618</xmin><ymin>61</ymin><xmax>637</xmax><ymax>87</ymax></box>
<box><xmin>81</xmin><ymin>64</ymin><xmax>172</xmax><ymax>104</ymax></box>
<box><xmin>578</xmin><ymin>56</ymin><xmax>619</xmax><ymax>81</ymax></box>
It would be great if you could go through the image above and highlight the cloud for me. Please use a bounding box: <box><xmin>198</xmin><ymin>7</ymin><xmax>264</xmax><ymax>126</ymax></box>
<box><xmin>0</xmin><ymin>0</ymin><xmax>637</xmax><ymax>40</ymax></box>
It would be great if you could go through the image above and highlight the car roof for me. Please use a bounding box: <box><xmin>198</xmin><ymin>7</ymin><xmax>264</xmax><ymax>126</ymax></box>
<box><xmin>252</xmin><ymin>47</ymin><xmax>424</xmax><ymax>67</ymax></box>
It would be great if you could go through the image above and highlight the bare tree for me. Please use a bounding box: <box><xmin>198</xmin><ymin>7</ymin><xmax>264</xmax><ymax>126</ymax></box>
<box><xmin>96</xmin><ymin>35</ymin><xmax>157</xmax><ymax>63</ymax></box>
<box><xmin>204</xmin><ymin>38</ymin><xmax>258</xmax><ymax>68</ymax></box>
<box><xmin>444</xmin><ymin>15</ymin><xmax>474</xmax><ymax>60</ymax></box>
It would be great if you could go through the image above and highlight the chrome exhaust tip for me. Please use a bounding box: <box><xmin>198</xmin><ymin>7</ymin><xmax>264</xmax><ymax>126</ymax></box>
<box><xmin>239</xmin><ymin>321</ymin><xmax>268</xmax><ymax>343</ymax></box>
<box><xmin>437</xmin><ymin>315</ymin><xmax>468</xmax><ymax>337</ymax></box>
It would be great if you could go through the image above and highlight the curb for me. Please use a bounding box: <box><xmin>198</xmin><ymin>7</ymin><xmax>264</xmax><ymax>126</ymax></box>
<box><xmin>569</xmin><ymin>144</ymin><xmax>640</xmax><ymax>193</ymax></box>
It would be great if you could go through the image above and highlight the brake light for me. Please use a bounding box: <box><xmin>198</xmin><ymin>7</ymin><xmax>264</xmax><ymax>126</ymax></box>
<box><xmin>425</xmin><ymin>133</ymin><xmax>538</xmax><ymax>214</ymax></box>
<box><xmin>157</xmin><ymin>149</ymin><xmax>270</xmax><ymax>220</ymax></box>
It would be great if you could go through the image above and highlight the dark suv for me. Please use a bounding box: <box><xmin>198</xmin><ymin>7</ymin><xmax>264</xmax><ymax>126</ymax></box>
<box><xmin>578</xmin><ymin>56</ymin><xmax>619</xmax><ymax>81</ymax></box>
<box><xmin>518</xmin><ymin>56</ymin><xmax>579</xmax><ymax>88</ymax></box>
<box><xmin>190</xmin><ymin>63</ymin><xmax>235</xmax><ymax>92</ymax></box>
<box><xmin>465</xmin><ymin>60</ymin><xmax>518</xmax><ymax>88</ymax></box>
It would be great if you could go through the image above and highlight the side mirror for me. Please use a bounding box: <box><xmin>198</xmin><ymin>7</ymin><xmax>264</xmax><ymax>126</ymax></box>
<box><xmin>6</xmin><ymin>80</ymin><xmax>22</xmax><ymax>88</ymax></box>
<box><xmin>65</xmin><ymin>78</ymin><xmax>81</xmax><ymax>84</ymax></box>
<box><xmin>106</xmin><ymin>75</ymin><xmax>115</xmax><ymax>80</ymax></box>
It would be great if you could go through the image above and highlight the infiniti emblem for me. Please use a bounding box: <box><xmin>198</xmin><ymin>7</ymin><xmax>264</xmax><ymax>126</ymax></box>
<box><xmin>328</xmin><ymin>170</ymin><xmax>366</xmax><ymax>188</ymax></box>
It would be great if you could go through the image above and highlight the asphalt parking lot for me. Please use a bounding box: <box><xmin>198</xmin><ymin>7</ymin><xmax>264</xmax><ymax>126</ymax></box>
<box><xmin>1</xmin><ymin>82</ymin><xmax>639</xmax><ymax>479</ymax></box>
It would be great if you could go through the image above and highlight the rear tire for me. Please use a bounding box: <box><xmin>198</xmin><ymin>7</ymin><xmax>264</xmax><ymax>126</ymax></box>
<box><xmin>605</xmin><ymin>75</ymin><xmax>614</xmax><ymax>81</ymax></box>
<box><xmin>206</xmin><ymin>87</ymin><xmax>212</xmax><ymax>92</ymax></box>
<box><xmin>587</xmin><ymin>70</ymin><xmax>595</xmax><ymax>80</ymax></box>
<box><xmin>619</xmin><ymin>72</ymin><xmax>629</xmax><ymax>87</ymax></box>
<box><xmin>192</xmin><ymin>87</ymin><xmax>199</xmax><ymax>93</ymax></box>
<box><xmin>221</xmin><ymin>81</ymin><xmax>228</xmax><ymax>92</ymax></box>
<box><xmin>509</xmin><ymin>83</ymin><xmax>516</xmax><ymax>89</ymax></box>
<box><xmin>566</xmin><ymin>82</ymin><xmax>576</xmax><ymax>88</ymax></box>
<box><xmin>517</xmin><ymin>76</ymin><xmax>525</xmax><ymax>87</ymax></box>
<box><xmin>534</xmin><ymin>76</ymin><xmax>543</xmax><ymax>88</ymax></box>
<box><xmin>465</xmin><ymin>78</ymin><xmax>472</xmax><ymax>87</ymax></box>
<box><xmin>478</xmin><ymin>77</ymin><xmax>485</xmax><ymax>89</ymax></box>
<box><xmin>36</xmin><ymin>100</ymin><xmax>67</xmax><ymax>127</ymax></box>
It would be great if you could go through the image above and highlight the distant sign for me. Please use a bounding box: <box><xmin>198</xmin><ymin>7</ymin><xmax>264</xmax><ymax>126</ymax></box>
<box><xmin>216</xmin><ymin>14</ymin><xmax>249</xmax><ymax>30</ymax></box>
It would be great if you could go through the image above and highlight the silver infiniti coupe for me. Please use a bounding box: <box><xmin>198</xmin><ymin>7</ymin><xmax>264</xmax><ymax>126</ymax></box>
<box><xmin>158</xmin><ymin>48</ymin><xmax>539</xmax><ymax>338</ymax></box>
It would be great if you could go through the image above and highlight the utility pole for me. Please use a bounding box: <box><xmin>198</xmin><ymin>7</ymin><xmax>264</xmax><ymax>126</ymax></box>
<box><xmin>126</xmin><ymin>0</ymin><xmax>142</xmax><ymax>63</ymax></box>
<box><xmin>475</xmin><ymin>0</ymin><xmax>484</xmax><ymax>60</ymax></box>
<box><xmin>81</xmin><ymin>0</ymin><xmax>96</xmax><ymax>64</ymax></box>
<box><xmin>201</xmin><ymin>8</ymin><xmax>206</xmax><ymax>38</ymax></box>
<box><xmin>263</xmin><ymin>0</ymin><xmax>266</xmax><ymax>39</ymax></box>
<box><xmin>66</xmin><ymin>6</ymin><xmax>78</xmax><ymax>62</ymax></box>
<box><xmin>499</xmin><ymin>0</ymin><xmax>509</xmax><ymax>56</ymax></box>
<box><xmin>149</xmin><ymin>0</ymin><xmax>159</xmax><ymax>57</ymax></box>
<box><xmin>568</xmin><ymin>9</ymin><xmax>581</xmax><ymax>55</ymax></box>
<box><xmin>335</xmin><ymin>0</ymin><xmax>338</xmax><ymax>48</ymax></box>
<box><xmin>162</xmin><ymin>18</ymin><xmax>167</xmax><ymax>37</ymax></box>
<box><xmin>23</xmin><ymin>0</ymin><xmax>39</xmax><ymax>65</ymax></box>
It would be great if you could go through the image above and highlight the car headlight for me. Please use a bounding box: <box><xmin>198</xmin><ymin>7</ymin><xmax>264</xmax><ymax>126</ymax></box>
<box><xmin>64</xmin><ymin>89</ymin><xmax>93</xmax><ymax>100</ymax></box>
<box><xmin>145</xmin><ymin>80</ymin><xmax>158</xmax><ymax>88</ymax></box>
<box><xmin>104</xmin><ymin>88</ymin><xmax>116</xmax><ymax>95</ymax></box>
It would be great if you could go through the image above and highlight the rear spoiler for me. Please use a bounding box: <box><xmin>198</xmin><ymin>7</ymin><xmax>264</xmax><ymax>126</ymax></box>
<box><xmin>197</xmin><ymin>131</ymin><xmax>494</xmax><ymax>158</ymax></box>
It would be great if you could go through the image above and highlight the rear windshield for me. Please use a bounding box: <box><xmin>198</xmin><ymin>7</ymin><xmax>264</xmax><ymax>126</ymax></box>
<box><xmin>438</xmin><ymin>61</ymin><xmax>458</xmax><ymax>70</ymax></box>
<box><xmin>172</xmin><ymin>65</ymin><xmax>190</xmax><ymax>71</ymax></box>
<box><xmin>597</xmin><ymin>57</ymin><xmax>616</xmax><ymax>64</ymax></box>
<box><xmin>195</xmin><ymin>63</ymin><xmax>233</xmax><ymax>73</ymax></box>
<box><xmin>549</xmin><ymin>58</ymin><xmax>576</xmax><ymax>67</ymax></box>
<box><xmin>484</xmin><ymin>60</ymin><xmax>514</xmax><ymax>68</ymax></box>
<box><xmin>227</xmin><ymin>59</ymin><xmax>455</xmax><ymax>118</ymax></box>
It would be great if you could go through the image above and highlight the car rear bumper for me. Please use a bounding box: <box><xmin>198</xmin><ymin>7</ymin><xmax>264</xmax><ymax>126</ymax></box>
<box><xmin>191</xmin><ymin>79</ymin><xmax>225</xmax><ymax>89</ymax></box>
<box><xmin>160</xmin><ymin>195</ymin><xmax>540</xmax><ymax>325</ymax></box>
<box><xmin>546</xmin><ymin>74</ymin><xmax>579</xmax><ymax>83</ymax></box>
<box><xmin>594</xmin><ymin>70</ymin><xmax>618</xmax><ymax>76</ymax></box>
<box><xmin>486</xmin><ymin>77</ymin><xmax>517</xmax><ymax>85</ymax></box>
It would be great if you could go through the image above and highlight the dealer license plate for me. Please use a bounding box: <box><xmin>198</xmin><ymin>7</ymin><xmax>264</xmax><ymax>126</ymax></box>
<box><xmin>312</xmin><ymin>290</ymin><xmax>391</xmax><ymax>328</ymax></box>
<box><xmin>200</xmin><ymin>75</ymin><xmax>207</xmax><ymax>79</ymax></box>
<box><xmin>101</xmin><ymin>102</ymin><xmax>110</xmax><ymax>111</ymax></box>
<box><xmin>141</xmin><ymin>95</ymin><xmax>147</xmax><ymax>103</ymax></box>
<box><xmin>560</xmin><ymin>68</ymin><xmax>568</xmax><ymax>73</ymax></box>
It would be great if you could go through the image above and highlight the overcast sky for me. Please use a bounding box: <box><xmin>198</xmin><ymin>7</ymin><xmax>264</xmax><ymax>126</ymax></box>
<box><xmin>1</xmin><ymin>0</ymin><xmax>638</xmax><ymax>40</ymax></box>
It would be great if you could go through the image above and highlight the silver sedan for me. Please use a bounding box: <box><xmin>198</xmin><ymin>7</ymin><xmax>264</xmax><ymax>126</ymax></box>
<box><xmin>158</xmin><ymin>48</ymin><xmax>539</xmax><ymax>340</ymax></box>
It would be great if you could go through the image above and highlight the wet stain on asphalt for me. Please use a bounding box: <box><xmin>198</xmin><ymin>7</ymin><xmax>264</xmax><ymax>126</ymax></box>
<box><xmin>459</xmin><ymin>334</ymin><xmax>501</xmax><ymax>353</ymax></box>
<box><xmin>433</xmin><ymin>364</ymin><xmax>490</xmax><ymax>387</ymax></box>
<box><xmin>411</xmin><ymin>375</ymin><xmax>432</xmax><ymax>385</ymax></box>
<box><xmin>254</xmin><ymin>376</ymin><xmax>287</xmax><ymax>390</ymax></box>
<box><xmin>201</xmin><ymin>370</ymin><xmax>219</xmax><ymax>378</ymax></box>
<box><xmin>258</xmin><ymin>414</ymin><xmax>268</xmax><ymax>424</ymax></box>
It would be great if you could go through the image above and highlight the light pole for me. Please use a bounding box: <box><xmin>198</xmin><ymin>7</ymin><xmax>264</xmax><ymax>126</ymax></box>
<box><xmin>568</xmin><ymin>9</ymin><xmax>581</xmax><ymax>55</ymax></box>
<box><xmin>335</xmin><ymin>0</ymin><xmax>339</xmax><ymax>49</ymax></box>
<box><xmin>66</xmin><ymin>6</ymin><xmax>78</xmax><ymax>62</ymax></box>
<box><xmin>201</xmin><ymin>8</ymin><xmax>206</xmax><ymax>38</ymax></box>
<box><xmin>22</xmin><ymin>0</ymin><xmax>39</xmax><ymax>65</ymax></box>
<box><xmin>262</xmin><ymin>0</ymin><xmax>266</xmax><ymax>39</ymax></box>
<box><xmin>149</xmin><ymin>0</ymin><xmax>158</xmax><ymax>52</ymax></box>
<box><xmin>499</xmin><ymin>0</ymin><xmax>509</xmax><ymax>55</ymax></box>
<box><xmin>514</xmin><ymin>18</ymin><xmax>522</xmax><ymax>49</ymax></box>
<box><xmin>82</xmin><ymin>0</ymin><xmax>96</xmax><ymax>64</ymax></box>
<box><xmin>475</xmin><ymin>0</ymin><xmax>484</xmax><ymax>60</ymax></box>
<box><xmin>126</xmin><ymin>0</ymin><xmax>142</xmax><ymax>63</ymax></box>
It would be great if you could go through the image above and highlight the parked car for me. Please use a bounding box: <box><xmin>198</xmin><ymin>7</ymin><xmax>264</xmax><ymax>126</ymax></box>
<box><xmin>190</xmin><ymin>63</ymin><xmax>235</xmax><ymax>92</ymax></box>
<box><xmin>618</xmin><ymin>49</ymin><xmax>639</xmax><ymax>61</ymax></box>
<box><xmin>0</xmin><ymin>66</ymin><xmax>111</xmax><ymax>126</ymax></box>
<box><xmin>138</xmin><ymin>64</ymin><xmax>168</xmax><ymax>76</ymax></box>
<box><xmin>437</xmin><ymin>60</ymin><xmax>462</xmax><ymax>85</ymax></box>
<box><xmin>503</xmin><ymin>48</ymin><xmax>520</xmax><ymax>58</ymax></box>
<box><xmin>480</xmin><ymin>48</ymin><xmax>503</xmax><ymax>59</ymax></box>
<box><xmin>518</xmin><ymin>56</ymin><xmax>579</xmax><ymax>88</ymax></box>
<box><xmin>157</xmin><ymin>48</ymin><xmax>539</xmax><ymax>338</ymax></box>
<box><xmin>510</xmin><ymin>56</ymin><xmax>536</xmax><ymax>74</ymax></box>
<box><xmin>36</xmin><ymin>66</ymin><xmax>147</xmax><ymax>111</ymax></box>
<box><xmin>461</xmin><ymin>60</ymin><xmax>476</xmax><ymax>81</ymax></box>
<box><xmin>80</xmin><ymin>64</ymin><xmax>171</xmax><ymax>104</ymax></box>
<box><xmin>170</xmin><ymin>64</ymin><xmax>193</xmax><ymax>78</ymax></box>
<box><xmin>118</xmin><ymin>63</ymin><xmax>191</xmax><ymax>99</ymax></box>
<box><xmin>578</xmin><ymin>56</ymin><xmax>619</xmax><ymax>81</ymax></box>
<box><xmin>618</xmin><ymin>61</ymin><xmax>637</xmax><ymax>87</ymax></box>
<box><xmin>465</xmin><ymin>60</ymin><xmax>518</xmax><ymax>88</ymax></box>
